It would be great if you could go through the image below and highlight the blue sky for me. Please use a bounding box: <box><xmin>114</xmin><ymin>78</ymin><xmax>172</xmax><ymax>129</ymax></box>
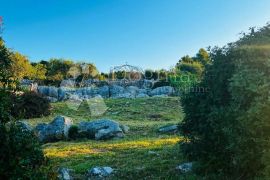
<box><xmin>1</xmin><ymin>0</ymin><xmax>270</xmax><ymax>72</ymax></box>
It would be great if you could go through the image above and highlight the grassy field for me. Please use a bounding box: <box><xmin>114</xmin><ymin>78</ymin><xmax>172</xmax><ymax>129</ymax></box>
<box><xmin>28</xmin><ymin>97</ymin><xmax>195</xmax><ymax>179</ymax></box>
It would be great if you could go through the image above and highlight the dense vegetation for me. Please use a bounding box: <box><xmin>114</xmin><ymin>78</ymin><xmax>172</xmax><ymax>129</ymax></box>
<box><xmin>0</xmin><ymin>37</ymin><xmax>47</xmax><ymax>179</ymax></box>
<box><xmin>180</xmin><ymin>25</ymin><xmax>270</xmax><ymax>179</ymax></box>
<box><xmin>12</xmin><ymin>92</ymin><xmax>51</xmax><ymax>119</ymax></box>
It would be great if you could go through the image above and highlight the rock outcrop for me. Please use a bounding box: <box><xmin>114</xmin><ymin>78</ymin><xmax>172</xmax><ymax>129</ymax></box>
<box><xmin>36</xmin><ymin>80</ymin><xmax>175</xmax><ymax>101</ymax></box>
<box><xmin>34</xmin><ymin>116</ymin><xmax>73</xmax><ymax>143</ymax></box>
<box><xmin>78</xmin><ymin>119</ymin><xmax>124</xmax><ymax>140</ymax></box>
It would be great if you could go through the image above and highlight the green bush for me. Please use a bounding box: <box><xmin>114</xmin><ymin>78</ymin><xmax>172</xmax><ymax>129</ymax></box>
<box><xmin>0</xmin><ymin>92</ymin><xmax>47</xmax><ymax>179</ymax></box>
<box><xmin>0</xmin><ymin>37</ymin><xmax>48</xmax><ymax>179</ymax></box>
<box><xmin>12</xmin><ymin>92</ymin><xmax>51</xmax><ymax>119</ymax></box>
<box><xmin>180</xmin><ymin>25</ymin><xmax>270</xmax><ymax>179</ymax></box>
<box><xmin>0</xmin><ymin>122</ymin><xmax>46</xmax><ymax>179</ymax></box>
<box><xmin>0</xmin><ymin>90</ymin><xmax>12</xmax><ymax>124</ymax></box>
<box><xmin>68</xmin><ymin>125</ymin><xmax>79</xmax><ymax>140</ymax></box>
<box><xmin>178</xmin><ymin>61</ymin><xmax>204</xmax><ymax>76</ymax></box>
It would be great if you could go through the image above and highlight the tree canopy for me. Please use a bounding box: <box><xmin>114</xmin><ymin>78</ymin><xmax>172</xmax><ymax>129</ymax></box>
<box><xmin>180</xmin><ymin>24</ymin><xmax>270</xmax><ymax>179</ymax></box>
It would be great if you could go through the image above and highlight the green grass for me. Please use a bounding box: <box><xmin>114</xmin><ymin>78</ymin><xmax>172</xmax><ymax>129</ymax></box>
<box><xmin>28</xmin><ymin>97</ymin><xmax>196</xmax><ymax>179</ymax></box>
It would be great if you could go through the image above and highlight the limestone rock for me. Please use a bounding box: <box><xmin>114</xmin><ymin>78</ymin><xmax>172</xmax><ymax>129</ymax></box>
<box><xmin>58</xmin><ymin>167</ymin><xmax>73</xmax><ymax>180</ymax></box>
<box><xmin>86</xmin><ymin>166</ymin><xmax>113</xmax><ymax>179</ymax></box>
<box><xmin>98</xmin><ymin>85</ymin><xmax>109</xmax><ymax>98</ymax></box>
<box><xmin>34</xmin><ymin>116</ymin><xmax>73</xmax><ymax>143</ymax></box>
<box><xmin>58</xmin><ymin>87</ymin><xmax>66</xmax><ymax>101</ymax></box>
<box><xmin>109</xmin><ymin>85</ymin><xmax>125</xmax><ymax>98</ymax></box>
<box><xmin>176</xmin><ymin>162</ymin><xmax>193</xmax><ymax>173</ymax></box>
<box><xmin>78</xmin><ymin>119</ymin><xmax>124</xmax><ymax>140</ymax></box>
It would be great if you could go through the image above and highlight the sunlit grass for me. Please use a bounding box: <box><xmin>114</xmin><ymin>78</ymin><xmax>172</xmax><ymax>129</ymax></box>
<box><xmin>27</xmin><ymin>97</ymin><xmax>183</xmax><ymax>126</ymax></box>
<box><xmin>28</xmin><ymin>97</ymin><xmax>192</xmax><ymax>179</ymax></box>
<box><xmin>42</xmin><ymin>137</ymin><xmax>189</xmax><ymax>179</ymax></box>
<box><xmin>43</xmin><ymin>137</ymin><xmax>182</xmax><ymax>158</ymax></box>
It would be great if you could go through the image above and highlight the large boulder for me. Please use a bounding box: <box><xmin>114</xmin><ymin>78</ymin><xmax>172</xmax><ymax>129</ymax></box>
<box><xmin>98</xmin><ymin>86</ymin><xmax>109</xmax><ymax>98</ymax></box>
<box><xmin>109</xmin><ymin>85</ymin><xmax>125</xmax><ymax>98</ymax></box>
<box><xmin>37</xmin><ymin>86</ymin><xmax>59</xmax><ymax>98</ymax></box>
<box><xmin>88</xmin><ymin>87</ymin><xmax>95</xmax><ymax>96</ymax></box>
<box><xmin>58</xmin><ymin>87</ymin><xmax>66</xmax><ymax>101</ymax></box>
<box><xmin>60</xmin><ymin>79</ymin><xmax>76</xmax><ymax>88</ymax></box>
<box><xmin>138</xmin><ymin>88</ymin><xmax>148</xmax><ymax>94</ymax></box>
<box><xmin>48</xmin><ymin>86</ymin><xmax>59</xmax><ymax>98</ymax></box>
<box><xmin>125</xmin><ymin>86</ymin><xmax>139</xmax><ymax>96</ymax></box>
<box><xmin>150</xmin><ymin>86</ymin><xmax>175</xmax><ymax>96</ymax></box>
<box><xmin>34</xmin><ymin>116</ymin><xmax>73</xmax><ymax>143</ymax></box>
<box><xmin>74</xmin><ymin>87</ymin><xmax>93</xmax><ymax>97</ymax></box>
<box><xmin>78</xmin><ymin>119</ymin><xmax>124</xmax><ymax>140</ymax></box>
<box><xmin>37</xmin><ymin>86</ymin><xmax>49</xmax><ymax>96</ymax></box>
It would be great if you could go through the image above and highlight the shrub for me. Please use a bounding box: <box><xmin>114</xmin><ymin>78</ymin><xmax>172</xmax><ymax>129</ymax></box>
<box><xmin>0</xmin><ymin>37</ymin><xmax>48</xmax><ymax>179</ymax></box>
<box><xmin>0</xmin><ymin>122</ymin><xmax>47</xmax><ymax>179</ymax></box>
<box><xmin>68</xmin><ymin>125</ymin><xmax>79</xmax><ymax>140</ymax></box>
<box><xmin>178</xmin><ymin>61</ymin><xmax>204</xmax><ymax>76</ymax></box>
<box><xmin>12</xmin><ymin>92</ymin><xmax>51</xmax><ymax>119</ymax></box>
<box><xmin>180</xmin><ymin>25</ymin><xmax>270</xmax><ymax>179</ymax></box>
<box><xmin>0</xmin><ymin>90</ymin><xmax>12</xmax><ymax>124</ymax></box>
<box><xmin>0</xmin><ymin>91</ymin><xmax>46</xmax><ymax>179</ymax></box>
